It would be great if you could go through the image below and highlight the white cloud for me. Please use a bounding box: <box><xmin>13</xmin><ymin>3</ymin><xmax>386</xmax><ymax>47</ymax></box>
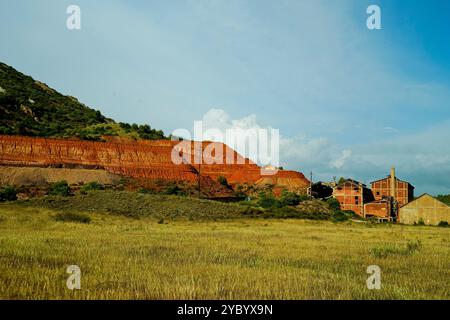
<box><xmin>330</xmin><ymin>149</ymin><xmax>352</xmax><ymax>169</ymax></box>
<box><xmin>198</xmin><ymin>108</ymin><xmax>351</xmax><ymax>171</ymax></box>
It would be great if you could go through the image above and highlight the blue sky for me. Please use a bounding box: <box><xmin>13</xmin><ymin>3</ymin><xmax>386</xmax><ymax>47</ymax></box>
<box><xmin>1</xmin><ymin>0</ymin><xmax>449</xmax><ymax>195</ymax></box>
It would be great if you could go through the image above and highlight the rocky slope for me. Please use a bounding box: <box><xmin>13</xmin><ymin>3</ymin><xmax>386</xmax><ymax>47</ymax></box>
<box><xmin>0</xmin><ymin>61</ymin><xmax>309</xmax><ymax>194</ymax></box>
<box><xmin>0</xmin><ymin>135</ymin><xmax>310</xmax><ymax>192</ymax></box>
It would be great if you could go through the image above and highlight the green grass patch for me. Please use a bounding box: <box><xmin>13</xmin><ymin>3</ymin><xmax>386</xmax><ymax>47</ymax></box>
<box><xmin>53</xmin><ymin>212</ymin><xmax>91</xmax><ymax>224</ymax></box>
<box><xmin>370</xmin><ymin>240</ymin><xmax>422</xmax><ymax>258</ymax></box>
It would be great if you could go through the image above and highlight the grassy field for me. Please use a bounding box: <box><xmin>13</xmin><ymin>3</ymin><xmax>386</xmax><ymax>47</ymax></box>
<box><xmin>0</xmin><ymin>201</ymin><xmax>449</xmax><ymax>300</ymax></box>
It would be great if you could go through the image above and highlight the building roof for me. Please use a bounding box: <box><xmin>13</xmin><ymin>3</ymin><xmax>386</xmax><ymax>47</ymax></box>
<box><xmin>370</xmin><ymin>175</ymin><xmax>415</xmax><ymax>188</ymax></box>
<box><xmin>336</xmin><ymin>178</ymin><xmax>367</xmax><ymax>188</ymax></box>
<box><xmin>399</xmin><ymin>193</ymin><xmax>449</xmax><ymax>209</ymax></box>
<box><xmin>365</xmin><ymin>199</ymin><xmax>390</xmax><ymax>205</ymax></box>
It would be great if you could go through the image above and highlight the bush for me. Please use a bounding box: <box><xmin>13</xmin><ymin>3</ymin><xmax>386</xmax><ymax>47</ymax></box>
<box><xmin>80</xmin><ymin>182</ymin><xmax>104</xmax><ymax>194</ymax></box>
<box><xmin>280</xmin><ymin>190</ymin><xmax>302</xmax><ymax>206</ymax></box>
<box><xmin>217</xmin><ymin>176</ymin><xmax>230</xmax><ymax>188</ymax></box>
<box><xmin>0</xmin><ymin>186</ymin><xmax>17</xmax><ymax>202</ymax></box>
<box><xmin>326</xmin><ymin>198</ymin><xmax>341</xmax><ymax>212</ymax></box>
<box><xmin>331</xmin><ymin>211</ymin><xmax>349</xmax><ymax>222</ymax></box>
<box><xmin>137</xmin><ymin>188</ymin><xmax>152</xmax><ymax>194</ymax></box>
<box><xmin>234</xmin><ymin>184</ymin><xmax>248</xmax><ymax>199</ymax></box>
<box><xmin>54</xmin><ymin>212</ymin><xmax>91</xmax><ymax>224</ymax></box>
<box><xmin>415</xmin><ymin>218</ymin><xmax>426</xmax><ymax>226</ymax></box>
<box><xmin>163</xmin><ymin>185</ymin><xmax>186</xmax><ymax>196</ymax></box>
<box><xmin>257</xmin><ymin>192</ymin><xmax>282</xmax><ymax>209</ymax></box>
<box><xmin>49</xmin><ymin>181</ymin><xmax>71</xmax><ymax>196</ymax></box>
<box><xmin>438</xmin><ymin>221</ymin><xmax>449</xmax><ymax>228</ymax></box>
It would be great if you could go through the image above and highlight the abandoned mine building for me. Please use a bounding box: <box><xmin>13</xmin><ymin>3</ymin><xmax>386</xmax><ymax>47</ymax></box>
<box><xmin>332</xmin><ymin>168</ymin><xmax>415</xmax><ymax>221</ymax></box>
<box><xmin>399</xmin><ymin>194</ymin><xmax>450</xmax><ymax>225</ymax></box>
<box><xmin>371</xmin><ymin>167</ymin><xmax>414</xmax><ymax>207</ymax></box>
<box><xmin>308</xmin><ymin>182</ymin><xmax>334</xmax><ymax>199</ymax></box>
<box><xmin>332</xmin><ymin>179</ymin><xmax>374</xmax><ymax>216</ymax></box>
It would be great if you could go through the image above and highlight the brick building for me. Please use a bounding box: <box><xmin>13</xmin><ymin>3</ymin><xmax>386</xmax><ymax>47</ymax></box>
<box><xmin>371</xmin><ymin>168</ymin><xmax>414</xmax><ymax>207</ymax></box>
<box><xmin>364</xmin><ymin>199</ymin><xmax>394</xmax><ymax>220</ymax></box>
<box><xmin>333</xmin><ymin>168</ymin><xmax>414</xmax><ymax>220</ymax></box>
<box><xmin>332</xmin><ymin>179</ymin><xmax>374</xmax><ymax>216</ymax></box>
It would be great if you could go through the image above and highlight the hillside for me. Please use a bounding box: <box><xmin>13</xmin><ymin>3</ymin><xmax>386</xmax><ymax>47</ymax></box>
<box><xmin>0</xmin><ymin>61</ymin><xmax>165</xmax><ymax>141</ymax></box>
<box><xmin>0</xmin><ymin>61</ymin><xmax>310</xmax><ymax>194</ymax></box>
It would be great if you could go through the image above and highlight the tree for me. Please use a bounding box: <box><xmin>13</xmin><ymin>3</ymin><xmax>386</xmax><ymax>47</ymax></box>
<box><xmin>80</xmin><ymin>181</ymin><xmax>104</xmax><ymax>194</ymax></box>
<box><xmin>257</xmin><ymin>192</ymin><xmax>282</xmax><ymax>209</ymax></box>
<box><xmin>437</xmin><ymin>194</ymin><xmax>450</xmax><ymax>206</ymax></box>
<box><xmin>326</xmin><ymin>198</ymin><xmax>341</xmax><ymax>212</ymax></box>
<box><xmin>0</xmin><ymin>186</ymin><xmax>17</xmax><ymax>202</ymax></box>
<box><xmin>337</xmin><ymin>177</ymin><xmax>347</xmax><ymax>185</ymax></box>
<box><xmin>280</xmin><ymin>190</ymin><xmax>301</xmax><ymax>206</ymax></box>
<box><xmin>49</xmin><ymin>181</ymin><xmax>71</xmax><ymax>196</ymax></box>
<box><xmin>163</xmin><ymin>184</ymin><xmax>186</xmax><ymax>196</ymax></box>
<box><xmin>217</xmin><ymin>176</ymin><xmax>230</xmax><ymax>188</ymax></box>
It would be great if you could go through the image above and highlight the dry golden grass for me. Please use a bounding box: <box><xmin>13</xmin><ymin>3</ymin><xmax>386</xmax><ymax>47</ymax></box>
<box><xmin>0</xmin><ymin>203</ymin><xmax>449</xmax><ymax>300</ymax></box>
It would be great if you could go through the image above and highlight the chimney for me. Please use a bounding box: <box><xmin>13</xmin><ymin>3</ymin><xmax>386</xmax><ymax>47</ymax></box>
<box><xmin>390</xmin><ymin>167</ymin><xmax>396</xmax><ymax>198</ymax></box>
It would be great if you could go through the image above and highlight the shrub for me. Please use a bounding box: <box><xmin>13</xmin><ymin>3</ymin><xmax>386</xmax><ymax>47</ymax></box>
<box><xmin>415</xmin><ymin>218</ymin><xmax>426</xmax><ymax>226</ymax></box>
<box><xmin>49</xmin><ymin>181</ymin><xmax>71</xmax><ymax>196</ymax></box>
<box><xmin>0</xmin><ymin>186</ymin><xmax>18</xmax><ymax>202</ymax></box>
<box><xmin>163</xmin><ymin>185</ymin><xmax>186</xmax><ymax>196</ymax></box>
<box><xmin>80</xmin><ymin>182</ymin><xmax>104</xmax><ymax>194</ymax></box>
<box><xmin>326</xmin><ymin>198</ymin><xmax>341</xmax><ymax>212</ymax></box>
<box><xmin>438</xmin><ymin>221</ymin><xmax>449</xmax><ymax>228</ymax></box>
<box><xmin>234</xmin><ymin>184</ymin><xmax>248</xmax><ymax>199</ymax></box>
<box><xmin>217</xmin><ymin>176</ymin><xmax>230</xmax><ymax>188</ymax></box>
<box><xmin>54</xmin><ymin>212</ymin><xmax>91</xmax><ymax>224</ymax></box>
<box><xmin>137</xmin><ymin>188</ymin><xmax>152</xmax><ymax>194</ymax></box>
<box><xmin>331</xmin><ymin>211</ymin><xmax>349</xmax><ymax>222</ymax></box>
<box><xmin>257</xmin><ymin>192</ymin><xmax>282</xmax><ymax>209</ymax></box>
<box><xmin>280</xmin><ymin>190</ymin><xmax>302</xmax><ymax>206</ymax></box>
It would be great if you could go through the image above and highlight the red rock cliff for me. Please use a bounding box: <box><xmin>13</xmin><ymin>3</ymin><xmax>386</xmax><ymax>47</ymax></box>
<box><xmin>0</xmin><ymin>135</ymin><xmax>309</xmax><ymax>190</ymax></box>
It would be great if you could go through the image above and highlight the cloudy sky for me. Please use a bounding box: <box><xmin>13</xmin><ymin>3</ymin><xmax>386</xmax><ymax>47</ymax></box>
<box><xmin>1</xmin><ymin>0</ymin><xmax>450</xmax><ymax>195</ymax></box>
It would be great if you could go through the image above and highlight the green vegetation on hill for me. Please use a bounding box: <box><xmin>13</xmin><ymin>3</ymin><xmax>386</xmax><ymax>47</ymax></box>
<box><xmin>437</xmin><ymin>194</ymin><xmax>450</xmax><ymax>206</ymax></box>
<box><xmin>18</xmin><ymin>190</ymin><xmax>338</xmax><ymax>221</ymax></box>
<box><xmin>22</xmin><ymin>191</ymin><xmax>256</xmax><ymax>221</ymax></box>
<box><xmin>0</xmin><ymin>62</ymin><xmax>166</xmax><ymax>141</ymax></box>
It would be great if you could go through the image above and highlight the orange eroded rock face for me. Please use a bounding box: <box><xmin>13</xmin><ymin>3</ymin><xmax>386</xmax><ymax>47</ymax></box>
<box><xmin>0</xmin><ymin>135</ymin><xmax>309</xmax><ymax>191</ymax></box>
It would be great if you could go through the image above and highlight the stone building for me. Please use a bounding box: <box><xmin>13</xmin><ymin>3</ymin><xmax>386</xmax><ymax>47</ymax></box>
<box><xmin>399</xmin><ymin>194</ymin><xmax>450</xmax><ymax>225</ymax></box>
